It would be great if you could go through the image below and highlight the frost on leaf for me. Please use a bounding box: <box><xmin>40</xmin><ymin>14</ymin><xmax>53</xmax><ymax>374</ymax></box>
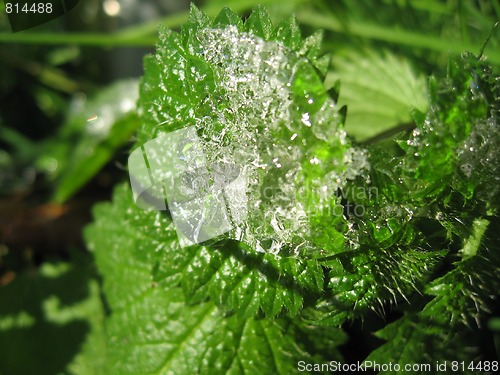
<box><xmin>138</xmin><ymin>5</ymin><xmax>369</xmax><ymax>256</ymax></box>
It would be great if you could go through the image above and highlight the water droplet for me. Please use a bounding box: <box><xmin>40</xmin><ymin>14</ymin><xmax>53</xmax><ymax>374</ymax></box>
<box><xmin>301</xmin><ymin>112</ymin><xmax>312</xmax><ymax>127</ymax></box>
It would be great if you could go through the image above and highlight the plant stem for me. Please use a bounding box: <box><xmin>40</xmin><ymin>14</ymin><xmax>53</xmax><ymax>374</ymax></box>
<box><xmin>296</xmin><ymin>9</ymin><xmax>500</xmax><ymax>65</ymax></box>
<box><xmin>0</xmin><ymin>0</ymin><xmax>292</xmax><ymax>47</ymax></box>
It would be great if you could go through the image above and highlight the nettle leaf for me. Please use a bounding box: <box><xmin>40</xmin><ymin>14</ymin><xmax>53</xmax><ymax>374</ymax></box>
<box><xmin>402</xmin><ymin>53</ymin><xmax>499</xmax><ymax>204</ymax></box>
<box><xmin>301</xmin><ymin>242</ymin><xmax>444</xmax><ymax>327</ymax></box>
<box><xmin>126</xmin><ymin>4</ymin><xmax>372</xmax><ymax>319</ymax></box>
<box><xmin>298</xmin><ymin>30</ymin><xmax>323</xmax><ymax>62</ymax></box>
<box><xmin>422</xmin><ymin>218</ymin><xmax>500</xmax><ymax>328</ymax></box>
<box><xmin>244</xmin><ymin>5</ymin><xmax>273</xmax><ymax>40</ymax></box>
<box><xmin>328</xmin><ymin>53</ymin><xmax>498</xmax><ymax>325</ymax></box>
<box><xmin>85</xmin><ymin>184</ymin><xmax>345</xmax><ymax>374</ymax></box>
<box><xmin>172</xmin><ymin>243</ymin><xmax>325</xmax><ymax>317</ymax></box>
<box><xmin>364</xmin><ymin>54</ymin><xmax>500</xmax><ymax>369</ymax></box>
<box><xmin>88</xmin><ymin>183</ymin><xmax>323</xmax><ymax>318</ymax></box>
<box><xmin>304</xmin><ymin>141</ymin><xmax>446</xmax><ymax>321</ymax></box>
<box><xmin>367</xmin><ymin>219</ymin><xmax>500</xmax><ymax>371</ymax></box>
<box><xmin>325</xmin><ymin>246</ymin><xmax>445</xmax><ymax>317</ymax></box>
<box><xmin>212</xmin><ymin>7</ymin><xmax>243</xmax><ymax>30</ymax></box>
<box><xmin>103</xmin><ymin>286</ymin><xmax>318</xmax><ymax>375</ymax></box>
<box><xmin>273</xmin><ymin>15</ymin><xmax>302</xmax><ymax>50</ymax></box>
<box><xmin>327</xmin><ymin>49</ymin><xmax>428</xmax><ymax>141</ymax></box>
<box><xmin>366</xmin><ymin>314</ymin><xmax>478</xmax><ymax>374</ymax></box>
<box><xmin>138</xmin><ymin>4</ymin><xmax>368</xmax><ymax>257</ymax></box>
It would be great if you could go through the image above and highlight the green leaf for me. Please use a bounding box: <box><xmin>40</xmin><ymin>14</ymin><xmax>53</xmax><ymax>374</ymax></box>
<box><xmin>367</xmin><ymin>218</ymin><xmax>499</xmax><ymax>370</ymax></box>
<box><xmin>363</xmin><ymin>55</ymin><xmax>499</xmax><ymax>368</ymax></box>
<box><xmin>102</xmin><ymin>287</ymin><xmax>331</xmax><ymax>375</ymax></box>
<box><xmin>87</xmin><ymin>183</ymin><xmax>324</xmax><ymax>318</ymax></box>
<box><xmin>83</xmin><ymin>7</ymin><xmax>500</xmax><ymax>372</ymax></box>
<box><xmin>212</xmin><ymin>7</ymin><xmax>244</xmax><ymax>30</ymax></box>
<box><xmin>402</xmin><ymin>53</ymin><xmax>499</xmax><ymax>204</ymax></box>
<box><xmin>244</xmin><ymin>5</ymin><xmax>273</xmax><ymax>40</ymax></box>
<box><xmin>324</xmin><ymin>246</ymin><xmax>445</xmax><ymax>318</ymax></box>
<box><xmin>174</xmin><ymin>242</ymin><xmax>324</xmax><ymax>317</ymax></box>
<box><xmin>138</xmin><ymin>5</ymin><xmax>364</xmax><ymax>259</ymax></box>
<box><xmin>366</xmin><ymin>314</ymin><xmax>477</xmax><ymax>374</ymax></box>
<box><xmin>85</xmin><ymin>184</ymin><xmax>345</xmax><ymax>374</ymax></box>
<box><xmin>298</xmin><ymin>30</ymin><xmax>323</xmax><ymax>61</ymax></box>
<box><xmin>327</xmin><ymin>49</ymin><xmax>428</xmax><ymax>141</ymax></box>
<box><xmin>273</xmin><ymin>15</ymin><xmax>302</xmax><ymax>50</ymax></box>
<box><xmin>422</xmin><ymin>219</ymin><xmax>499</xmax><ymax>328</ymax></box>
<box><xmin>47</xmin><ymin>79</ymin><xmax>139</xmax><ymax>203</ymax></box>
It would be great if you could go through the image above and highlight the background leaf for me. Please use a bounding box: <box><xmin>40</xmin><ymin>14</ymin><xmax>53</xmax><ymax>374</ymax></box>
<box><xmin>326</xmin><ymin>50</ymin><xmax>428</xmax><ymax>141</ymax></box>
<box><xmin>0</xmin><ymin>254</ymin><xmax>105</xmax><ymax>375</ymax></box>
<box><xmin>48</xmin><ymin>79</ymin><xmax>139</xmax><ymax>203</ymax></box>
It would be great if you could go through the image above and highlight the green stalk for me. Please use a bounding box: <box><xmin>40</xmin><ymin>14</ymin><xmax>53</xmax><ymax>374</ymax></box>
<box><xmin>296</xmin><ymin>9</ymin><xmax>500</xmax><ymax>65</ymax></box>
<box><xmin>0</xmin><ymin>0</ymin><xmax>297</xmax><ymax>47</ymax></box>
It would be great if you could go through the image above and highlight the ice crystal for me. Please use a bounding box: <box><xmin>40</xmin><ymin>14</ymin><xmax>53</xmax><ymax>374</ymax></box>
<box><xmin>138</xmin><ymin>15</ymin><xmax>369</xmax><ymax>255</ymax></box>
<box><xmin>194</xmin><ymin>26</ymin><xmax>369</xmax><ymax>254</ymax></box>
